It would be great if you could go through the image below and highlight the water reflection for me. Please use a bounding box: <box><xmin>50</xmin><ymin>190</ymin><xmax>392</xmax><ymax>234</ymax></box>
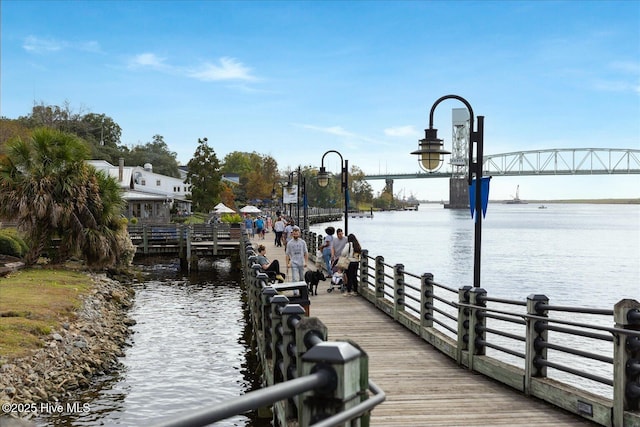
<box><xmin>38</xmin><ymin>257</ymin><xmax>271</xmax><ymax>427</ymax></box>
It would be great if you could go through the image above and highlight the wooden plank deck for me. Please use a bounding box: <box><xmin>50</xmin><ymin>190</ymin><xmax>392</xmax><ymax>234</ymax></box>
<box><xmin>252</xmin><ymin>235</ymin><xmax>597</xmax><ymax>426</ymax></box>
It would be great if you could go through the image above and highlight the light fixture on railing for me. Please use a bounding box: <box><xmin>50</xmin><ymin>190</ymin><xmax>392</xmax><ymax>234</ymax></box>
<box><xmin>411</xmin><ymin>94</ymin><xmax>487</xmax><ymax>288</ymax></box>
<box><xmin>317</xmin><ymin>150</ymin><xmax>349</xmax><ymax>235</ymax></box>
<box><xmin>411</xmin><ymin>128</ymin><xmax>451</xmax><ymax>172</ymax></box>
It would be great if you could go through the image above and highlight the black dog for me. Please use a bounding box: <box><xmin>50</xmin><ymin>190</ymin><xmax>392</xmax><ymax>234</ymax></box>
<box><xmin>304</xmin><ymin>270</ymin><xmax>326</xmax><ymax>296</ymax></box>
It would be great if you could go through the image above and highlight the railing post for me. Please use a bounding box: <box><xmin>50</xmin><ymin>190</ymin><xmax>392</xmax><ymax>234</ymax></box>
<box><xmin>374</xmin><ymin>255</ymin><xmax>385</xmax><ymax>301</ymax></box>
<box><xmin>271</xmin><ymin>295</ymin><xmax>290</xmax><ymax>384</ymax></box>
<box><xmin>142</xmin><ymin>224</ymin><xmax>149</xmax><ymax>254</ymax></box>
<box><xmin>300</xmin><ymin>341</ymin><xmax>368</xmax><ymax>427</ymax></box>
<box><xmin>613</xmin><ymin>299</ymin><xmax>640</xmax><ymax>426</ymax></box>
<box><xmin>213</xmin><ymin>220</ymin><xmax>220</xmax><ymax>254</ymax></box>
<box><xmin>253</xmin><ymin>271</ymin><xmax>268</xmax><ymax>329</ymax></box>
<box><xmin>186</xmin><ymin>226</ymin><xmax>195</xmax><ymax>272</ymax></box>
<box><xmin>360</xmin><ymin>250</ymin><xmax>369</xmax><ymax>298</ymax></box>
<box><xmin>178</xmin><ymin>225</ymin><xmax>188</xmax><ymax>272</ymax></box>
<box><xmin>420</xmin><ymin>273</ymin><xmax>434</xmax><ymax>329</ymax></box>
<box><xmin>282</xmin><ymin>304</ymin><xmax>307</xmax><ymax>381</ymax></box>
<box><xmin>525</xmin><ymin>294</ymin><xmax>549</xmax><ymax>395</ymax></box>
<box><xmin>457</xmin><ymin>286</ymin><xmax>472</xmax><ymax>365</ymax></box>
<box><xmin>468</xmin><ymin>287</ymin><xmax>487</xmax><ymax>371</ymax></box>
<box><xmin>393</xmin><ymin>263</ymin><xmax>405</xmax><ymax>320</ymax></box>
<box><xmin>281</xmin><ymin>303</ymin><xmax>307</xmax><ymax>419</ymax></box>
<box><xmin>261</xmin><ymin>287</ymin><xmax>278</xmax><ymax>360</ymax></box>
<box><xmin>295</xmin><ymin>317</ymin><xmax>328</xmax><ymax>378</ymax></box>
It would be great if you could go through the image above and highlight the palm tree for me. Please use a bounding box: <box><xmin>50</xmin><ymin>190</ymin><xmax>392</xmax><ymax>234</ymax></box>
<box><xmin>0</xmin><ymin>127</ymin><xmax>128</xmax><ymax>267</ymax></box>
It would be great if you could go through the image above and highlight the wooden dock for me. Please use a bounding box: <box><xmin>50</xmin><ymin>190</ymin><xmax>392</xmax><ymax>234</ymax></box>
<box><xmin>252</xmin><ymin>236</ymin><xmax>596</xmax><ymax>426</ymax></box>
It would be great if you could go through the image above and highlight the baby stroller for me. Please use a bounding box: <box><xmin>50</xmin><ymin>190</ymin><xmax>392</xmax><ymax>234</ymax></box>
<box><xmin>327</xmin><ymin>267</ymin><xmax>346</xmax><ymax>293</ymax></box>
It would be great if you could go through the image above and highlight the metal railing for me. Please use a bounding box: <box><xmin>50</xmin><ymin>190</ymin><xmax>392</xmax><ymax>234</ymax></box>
<box><xmin>150</xmin><ymin>237</ymin><xmax>386</xmax><ymax>427</ymax></box>
<box><xmin>303</xmin><ymin>229</ymin><xmax>640</xmax><ymax>427</ymax></box>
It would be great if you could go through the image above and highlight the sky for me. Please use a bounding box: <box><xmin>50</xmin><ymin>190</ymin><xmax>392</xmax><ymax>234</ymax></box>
<box><xmin>1</xmin><ymin>0</ymin><xmax>639</xmax><ymax>201</ymax></box>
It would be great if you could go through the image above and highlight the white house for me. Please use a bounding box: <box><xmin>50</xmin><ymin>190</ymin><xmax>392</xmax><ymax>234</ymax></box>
<box><xmin>88</xmin><ymin>159</ymin><xmax>192</xmax><ymax>222</ymax></box>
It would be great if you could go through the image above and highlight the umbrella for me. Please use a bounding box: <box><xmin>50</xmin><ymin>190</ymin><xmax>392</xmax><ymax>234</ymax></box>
<box><xmin>213</xmin><ymin>203</ymin><xmax>236</xmax><ymax>214</ymax></box>
<box><xmin>240</xmin><ymin>205</ymin><xmax>261</xmax><ymax>213</ymax></box>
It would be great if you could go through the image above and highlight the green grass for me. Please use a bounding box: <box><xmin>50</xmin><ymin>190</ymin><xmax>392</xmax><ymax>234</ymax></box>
<box><xmin>0</xmin><ymin>269</ymin><xmax>91</xmax><ymax>358</ymax></box>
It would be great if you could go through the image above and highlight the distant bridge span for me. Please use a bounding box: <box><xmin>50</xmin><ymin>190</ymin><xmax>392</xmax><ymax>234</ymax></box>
<box><xmin>364</xmin><ymin>148</ymin><xmax>640</xmax><ymax>180</ymax></box>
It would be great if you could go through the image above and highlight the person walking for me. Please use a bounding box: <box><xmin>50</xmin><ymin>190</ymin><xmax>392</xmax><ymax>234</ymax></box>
<box><xmin>332</xmin><ymin>228</ymin><xmax>348</xmax><ymax>269</ymax></box>
<box><xmin>285</xmin><ymin>226</ymin><xmax>308</xmax><ymax>282</ymax></box>
<box><xmin>283</xmin><ymin>219</ymin><xmax>294</xmax><ymax>250</ymax></box>
<box><xmin>344</xmin><ymin>233</ymin><xmax>362</xmax><ymax>294</ymax></box>
<box><xmin>255</xmin><ymin>216</ymin><xmax>265</xmax><ymax>240</ymax></box>
<box><xmin>273</xmin><ymin>216</ymin><xmax>285</xmax><ymax>247</ymax></box>
<box><xmin>244</xmin><ymin>215</ymin><xmax>254</xmax><ymax>239</ymax></box>
<box><xmin>320</xmin><ymin>226</ymin><xmax>335</xmax><ymax>278</ymax></box>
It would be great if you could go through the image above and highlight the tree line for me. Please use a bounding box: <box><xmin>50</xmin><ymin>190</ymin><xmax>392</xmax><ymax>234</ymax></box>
<box><xmin>0</xmin><ymin>103</ymin><xmax>401</xmax><ymax>211</ymax></box>
<box><xmin>0</xmin><ymin>103</ymin><xmax>407</xmax><ymax>268</ymax></box>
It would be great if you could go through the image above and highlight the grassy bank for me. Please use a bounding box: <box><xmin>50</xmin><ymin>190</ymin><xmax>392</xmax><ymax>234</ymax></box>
<box><xmin>0</xmin><ymin>269</ymin><xmax>90</xmax><ymax>359</ymax></box>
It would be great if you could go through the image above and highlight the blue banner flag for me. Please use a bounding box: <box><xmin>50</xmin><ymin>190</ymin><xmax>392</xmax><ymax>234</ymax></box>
<box><xmin>469</xmin><ymin>176</ymin><xmax>492</xmax><ymax>220</ymax></box>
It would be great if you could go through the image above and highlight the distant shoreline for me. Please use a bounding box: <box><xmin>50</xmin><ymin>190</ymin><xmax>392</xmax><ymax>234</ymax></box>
<box><xmin>420</xmin><ymin>199</ymin><xmax>640</xmax><ymax>205</ymax></box>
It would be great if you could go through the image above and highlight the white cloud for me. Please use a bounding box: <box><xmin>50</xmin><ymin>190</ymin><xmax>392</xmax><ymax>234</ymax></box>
<box><xmin>23</xmin><ymin>36</ymin><xmax>101</xmax><ymax>54</ymax></box>
<box><xmin>187</xmin><ymin>57</ymin><xmax>256</xmax><ymax>81</ymax></box>
<box><xmin>384</xmin><ymin>125</ymin><xmax>417</xmax><ymax>137</ymax></box>
<box><xmin>23</xmin><ymin>36</ymin><xmax>64</xmax><ymax>53</ymax></box>
<box><xmin>128</xmin><ymin>53</ymin><xmax>168</xmax><ymax>70</ymax></box>
<box><xmin>298</xmin><ymin>124</ymin><xmax>358</xmax><ymax>138</ymax></box>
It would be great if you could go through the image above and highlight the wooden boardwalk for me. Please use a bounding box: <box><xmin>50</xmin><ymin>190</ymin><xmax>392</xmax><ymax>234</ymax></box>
<box><xmin>252</xmin><ymin>235</ymin><xmax>596</xmax><ymax>426</ymax></box>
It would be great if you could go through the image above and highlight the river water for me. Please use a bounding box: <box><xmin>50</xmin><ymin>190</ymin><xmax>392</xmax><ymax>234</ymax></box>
<box><xmin>311</xmin><ymin>203</ymin><xmax>639</xmax><ymax>307</ymax></box>
<box><xmin>39</xmin><ymin>203</ymin><xmax>638</xmax><ymax>426</ymax></box>
<box><xmin>311</xmin><ymin>202</ymin><xmax>639</xmax><ymax>398</ymax></box>
<box><xmin>39</xmin><ymin>258</ymin><xmax>270</xmax><ymax>427</ymax></box>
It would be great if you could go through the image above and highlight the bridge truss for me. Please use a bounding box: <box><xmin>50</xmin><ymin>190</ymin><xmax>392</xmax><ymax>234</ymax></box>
<box><xmin>364</xmin><ymin>148</ymin><xmax>640</xmax><ymax>180</ymax></box>
<box><xmin>484</xmin><ymin>148</ymin><xmax>640</xmax><ymax>176</ymax></box>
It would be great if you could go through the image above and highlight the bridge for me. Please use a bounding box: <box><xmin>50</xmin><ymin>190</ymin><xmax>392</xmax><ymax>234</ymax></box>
<box><xmin>364</xmin><ymin>148</ymin><xmax>640</xmax><ymax>180</ymax></box>
<box><xmin>363</xmin><ymin>147</ymin><xmax>640</xmax><ymax>208</ymax></box>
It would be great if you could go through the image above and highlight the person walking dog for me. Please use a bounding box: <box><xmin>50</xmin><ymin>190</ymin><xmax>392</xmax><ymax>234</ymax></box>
<box><xmin>285</xmin><ymin>226</ymin><xmax>308</xmax><ymax>282</ymax></box>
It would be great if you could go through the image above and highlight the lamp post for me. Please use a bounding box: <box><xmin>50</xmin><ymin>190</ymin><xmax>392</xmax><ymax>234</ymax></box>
<box><xmin>411</xmin><ymin>94</ymin><xmax>485</xmax><ymax>288</ymax></box>
<box><xmin>317</xmin><ymin>150</ymin><xmax>349</xmax><ymax>236</ymax></box>
<box><xmin>287</xmin><ymin>166</ymin><xmax>303</xmax><ymax>227</ymax></box>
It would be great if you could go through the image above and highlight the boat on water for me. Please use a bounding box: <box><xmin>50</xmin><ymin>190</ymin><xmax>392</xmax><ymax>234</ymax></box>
<box><xmin>538</xmin><ymin>205</ymin><xmax>547</xmax><ymax>209</ymax></box>
<box><xmin>505</xmin><ymin>185</ymin><xmax>528</xmax><ymax>204</ymax></box>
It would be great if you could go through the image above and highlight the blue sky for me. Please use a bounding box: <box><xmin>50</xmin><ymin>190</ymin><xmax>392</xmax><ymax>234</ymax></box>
<box><xmin>2</xmin><ymin>0</ymin><xmax>639</xmax><ymax>201</ymax></box>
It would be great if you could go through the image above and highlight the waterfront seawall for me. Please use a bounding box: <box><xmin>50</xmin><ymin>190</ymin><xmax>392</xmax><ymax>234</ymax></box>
<box><xmin>0</xmin><ymin>273</ymin><xmax>135</xmax><ymax>420</ymax></box>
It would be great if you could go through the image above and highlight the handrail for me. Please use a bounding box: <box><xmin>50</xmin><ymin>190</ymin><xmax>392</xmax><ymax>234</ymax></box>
<box><xmin>300</xmin><ymin>228</ymin><xmax>639</xmax><ymax>426</ymax></box>
<box><xmin>239</xmin><ymin>234</ymin><xmax>385</xmax><ymax>426</ymax></box>
<box><xmin>151</xmin><ymin>369</ymin><xmax>335</xmax><ymax>427</ymax></box>
<box><xmin>311</xmin><ymin>380</ymin><xmax>386</xmax><ymax>427</ymax></box>
<box><xmin>455</xmin><ymin>301</ymin><xmax>640</xmax><ymax>337</ymax></box>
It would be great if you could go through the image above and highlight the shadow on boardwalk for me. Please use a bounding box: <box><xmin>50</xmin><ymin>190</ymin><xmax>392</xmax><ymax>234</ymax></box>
<box><xmin>251</xmin><ymin>233</ymin><xmax>596</xmax><ymax>426</ymax></box>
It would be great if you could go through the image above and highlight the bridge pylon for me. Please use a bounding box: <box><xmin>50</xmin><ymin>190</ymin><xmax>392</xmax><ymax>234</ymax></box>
<box><xmin>447</xmin><ymin>178</ymin><xmax>469</xmax><ymax>209</ymax></box>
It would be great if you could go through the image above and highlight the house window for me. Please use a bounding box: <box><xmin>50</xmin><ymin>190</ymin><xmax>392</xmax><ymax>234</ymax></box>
<box><xmin>143</xmin><ymin>203</ymin><xmax>152</xmax><ymax>218</ymax></box>
<box><xmin>132</xmin><ymin>203</ymin><xmax>141</xmax><ymax>218</ymax></box>
<box><xmin>141</xmin><ymin>179</ymin><xmax>146</xmax><ymax>186</ymax></box>
<box><xmin>156</xmin><ymin>180</ymin><xmax>161</xmax><ymax>186</ymax></box>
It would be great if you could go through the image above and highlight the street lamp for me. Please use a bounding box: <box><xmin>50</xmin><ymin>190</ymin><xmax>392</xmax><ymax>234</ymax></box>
<box><xmin>287</xmin><ymin>167</ymin><xmax>303</xmax><ymax>227</ymax></box>
<box><xmin>411</xmin><ymin>94</ymin><xmax>486</xmax><ymax>288</ymax></box>
<box><xmin>317</xmin><ymin>150</ymin><xmax>349</xmax><ymax>236</ymax></box>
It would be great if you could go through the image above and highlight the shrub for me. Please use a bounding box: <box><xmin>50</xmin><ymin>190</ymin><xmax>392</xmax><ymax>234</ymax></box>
<box><xmin>220</xmin><ymin>213</ymin><xmax>243</xmax><ymax>224</ymax></box>
<box><xmin>0</xmin><ymin>234</ymin><xmax>23</xmax><ymax>257</ymax></box>
<box><xmin>0</xmin><ymin>229</ymin><xmax>28</xmax><ymax>254</ymax></box>
<box><xmin>129</xmin><ymin>217</ymin><xmax>139</xmax><ymax>225</ymax></box>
